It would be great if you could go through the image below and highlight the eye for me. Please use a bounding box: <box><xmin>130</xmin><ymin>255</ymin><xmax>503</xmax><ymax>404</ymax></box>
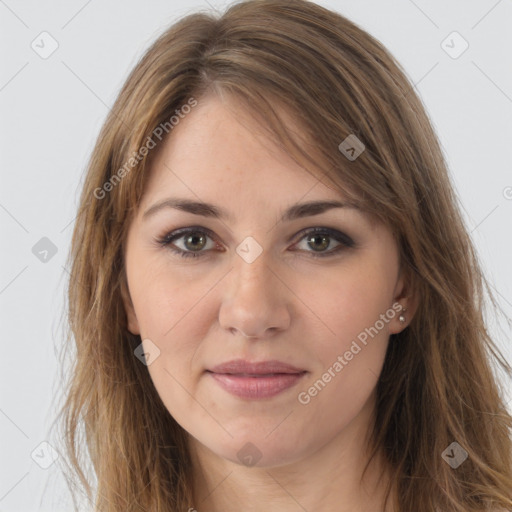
<box><xmin>156</xmin><ymin>227</ymin><xmax>219</xmax><ymax>259</ymax></box>
<box><xmin>156</xmin><ymin>226</ymin><xmax>355</xmax><ymax>259</ymax></box>
<box><xmin>291</xmin><ymin>227</ymin><xmax>355</xmax><ymax>257</ymax></box>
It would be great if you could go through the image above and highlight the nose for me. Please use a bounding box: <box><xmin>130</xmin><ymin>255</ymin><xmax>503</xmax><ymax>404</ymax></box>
<box><xmin>218</xmin><ymin>249</ymin><xmax>291</xmax><ymax>340</ymax></box>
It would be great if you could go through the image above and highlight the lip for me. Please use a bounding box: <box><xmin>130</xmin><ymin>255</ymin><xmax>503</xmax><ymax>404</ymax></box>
<box><xmin>206</xmin><ymin>359</ymin><xmax>307</xmax><ymax>399</ymax></box>
<box><xmin>208</xmin><ymin>359</ymin><xmax>306</xmax><ymax>375</ymax></box>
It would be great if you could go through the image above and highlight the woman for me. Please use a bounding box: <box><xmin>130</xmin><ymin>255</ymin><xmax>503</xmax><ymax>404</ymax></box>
<box><xmin>57</xmin><ymin>0</ymin><xmax>512</xmax><ymax>510</ymax></box>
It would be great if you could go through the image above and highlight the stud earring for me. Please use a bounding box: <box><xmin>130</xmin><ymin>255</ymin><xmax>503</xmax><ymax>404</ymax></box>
<box><xmin>399</xmin><ymin>307</ymin><xmax>407</xmax><ymax>324</ymax></box>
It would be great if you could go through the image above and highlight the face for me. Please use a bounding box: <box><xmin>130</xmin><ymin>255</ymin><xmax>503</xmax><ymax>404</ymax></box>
<box><xmin>122</xmin><ymin>92</ymin><xmax>413</xmax><ymax>469</ymax></box>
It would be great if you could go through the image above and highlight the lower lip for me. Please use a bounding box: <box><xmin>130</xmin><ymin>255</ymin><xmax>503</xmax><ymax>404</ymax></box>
<box><xmin>207</xmin><ymin>371</ymin><xmax>307</xmax><ymax>399</ymax></box>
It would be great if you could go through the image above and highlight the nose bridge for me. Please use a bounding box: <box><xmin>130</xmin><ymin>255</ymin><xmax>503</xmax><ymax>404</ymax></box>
<box><xmin>232</xmin><ymin>233</ymin><xmax>271</xmax><ymax>278</ymax></box>
<box><xmin>232</xmin><ymin>240</ymin><xmax>274</xmax><ymax>294</ymax></box>
<box><xmin>219</xmin><ymin>239</ymin><xmax>290</xmax><ymax>338</ymax></box>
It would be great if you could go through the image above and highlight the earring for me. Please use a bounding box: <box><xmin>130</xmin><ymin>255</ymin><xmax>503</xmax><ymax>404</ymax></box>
<box><xmin>399</xmin><ymin>307</ymin><xmax>407</xmax><ymax>324</ymax></box>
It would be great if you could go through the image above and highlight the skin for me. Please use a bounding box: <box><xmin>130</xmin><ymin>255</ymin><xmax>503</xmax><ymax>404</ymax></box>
<box><xmin>122</xmin><ymin>92</ymin><xmax>417</xmax><ymax>512</ymax></box>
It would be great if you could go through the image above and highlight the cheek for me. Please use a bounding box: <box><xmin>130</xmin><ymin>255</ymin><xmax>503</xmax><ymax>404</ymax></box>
<box><xmin>298</xmin><ymin>262</ymin><xmax>394</xmax><ymax>408</ymax></box>
<box><xmin>129</xmin><ymin>265</ymin><xmax>213</xmax><ymax>425</ymax></box>
<box><xmin>308</xmin><ymin>261</ymin><xmax>395</xmax><ymax>348</ymax></box>
<box><xmin>126</xmin><ymin>261</ymin><xmax>214</xmax><ymax>413</ymax></box>
<box><xmin>128</xmin><ymin>254</ymin><xmax>214</xmax><ymax>339</ymax></box>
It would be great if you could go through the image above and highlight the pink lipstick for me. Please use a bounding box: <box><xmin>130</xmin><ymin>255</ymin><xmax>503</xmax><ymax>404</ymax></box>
<box><xmin>206</xmin><ymin>359</ymin><xmax>307</xmax><ymax>399</ymax></box>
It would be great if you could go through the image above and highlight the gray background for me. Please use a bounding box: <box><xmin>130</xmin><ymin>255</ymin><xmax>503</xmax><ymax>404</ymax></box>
<box><xmin>1</xmin><ymin>0</ymin><xmax>511</xmax><ymax>510</ymax></box>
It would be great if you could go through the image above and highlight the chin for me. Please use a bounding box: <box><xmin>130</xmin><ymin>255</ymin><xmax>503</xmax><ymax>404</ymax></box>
<box><xmin>206</xmin><ymin>436</ymin><xmax>309</xmax><ymax>469</ymax></box>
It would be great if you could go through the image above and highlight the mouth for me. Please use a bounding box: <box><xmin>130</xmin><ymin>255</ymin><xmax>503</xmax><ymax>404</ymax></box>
<box><xmin>205</xmin><ymin>359</ymin><xmax>307</xmax><ymax>399</ymax></box>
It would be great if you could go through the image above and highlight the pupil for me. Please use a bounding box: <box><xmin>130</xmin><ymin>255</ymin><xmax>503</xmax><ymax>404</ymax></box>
<box><xmin>186</xmin><ymin>233</ymin><xmax>205</xmax><ymax>251</ymax></box>
<box><xmin>309</xmin><ymin>234</ymin><xmax>328</xmax><ymax>251</ymax></box>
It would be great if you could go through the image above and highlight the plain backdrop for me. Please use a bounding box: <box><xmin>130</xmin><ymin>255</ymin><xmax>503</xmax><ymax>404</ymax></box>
<box><xmin>1</xmin><ymin>0</ymin><xmax>511</xmax><ymax>510</ymax></box>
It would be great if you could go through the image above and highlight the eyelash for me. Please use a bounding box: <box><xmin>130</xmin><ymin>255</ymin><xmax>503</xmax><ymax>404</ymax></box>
<box><xmin>155</xmin><ymin>226</ymin><xmax>356</xmax><ymax>259</ymax></box>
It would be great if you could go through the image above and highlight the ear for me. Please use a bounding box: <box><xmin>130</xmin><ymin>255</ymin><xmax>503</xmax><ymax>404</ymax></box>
<box><xmin>120</xmin><ymin>270</ymin><xmax>140</xmax><ymax>335</ymax></box>
<box><xmin>389</xmin><ymin>265</ymin><xmax>419</xmax><ymax>335</ymax></box>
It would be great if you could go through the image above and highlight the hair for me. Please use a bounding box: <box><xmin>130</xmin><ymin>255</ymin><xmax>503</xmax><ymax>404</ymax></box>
<box><xmin>54</xmin><ymin>0</ymin><xmax>512</xmax><ymax>510</ymax></box>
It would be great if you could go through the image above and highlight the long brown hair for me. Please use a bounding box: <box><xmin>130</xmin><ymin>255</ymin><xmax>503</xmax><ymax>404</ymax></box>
<box><xmin>54</xmin><ymin>0</ymin><xmax>512</xmax><ymax>510</ymax></box>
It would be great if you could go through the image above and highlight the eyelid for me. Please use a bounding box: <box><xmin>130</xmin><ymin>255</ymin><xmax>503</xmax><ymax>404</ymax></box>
<box><xmin>158</xmin><ymin>226</ymin><xmax>220</xmax><ymax>246</ymax></box>
<box><xmin>292</xmin><ymin>226</ymin><xmax>355</xmax><ymax>247</ymax></box>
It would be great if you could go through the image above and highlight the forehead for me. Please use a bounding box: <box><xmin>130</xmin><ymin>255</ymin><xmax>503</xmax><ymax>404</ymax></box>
<box><xmin>140</xmin><ymin>93</ymin><xmax>349</xmax><ymax>213</ymax></box>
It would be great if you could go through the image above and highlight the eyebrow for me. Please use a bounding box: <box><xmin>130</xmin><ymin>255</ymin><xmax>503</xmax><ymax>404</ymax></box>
<box><xmin>142</xmin><ymin>197</ymin><xmax>360</xmax><ymax>223</ymax></box>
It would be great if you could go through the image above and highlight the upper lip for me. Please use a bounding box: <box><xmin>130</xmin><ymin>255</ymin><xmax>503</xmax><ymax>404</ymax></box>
<box><xmin>208</xmin><ymin>359</ymin><xmax>306</xmax><ymax>375</ymax></box>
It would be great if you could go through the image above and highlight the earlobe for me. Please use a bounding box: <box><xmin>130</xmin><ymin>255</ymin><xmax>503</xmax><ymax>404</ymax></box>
<box><xmin>390</xmin><ymin>267</ymin><xmax>419</xmax><ymax>334</ymax></box>
<box><xmin>120</xmin><ymin>272</ymin><xmax>140</xmax><ymax>335</ymax></box>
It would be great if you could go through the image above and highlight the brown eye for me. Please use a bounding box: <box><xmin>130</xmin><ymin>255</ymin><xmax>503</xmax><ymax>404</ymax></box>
<box><xmin>157</xmin><ymin>226</ymin><xmax>355</xmax><ymax>260</ymax></box>
<box><xmin>182</xmin><ymin>232</ymin><xmax>208</xmax><ymax>252</ymax></box>
<box><xmin>158</xmin><ymin>228</ymin><xmax>218</xmax><ymax>259</ymax></box>
<box><xmin>306</xmin><ymin>233</ymin><xmax>331</xmax><ymax>252</ymax></box>
<box><xmin>293</xmin><ymin>228</ymin><xmax>355</xmax><ymax>258</ymax></box>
